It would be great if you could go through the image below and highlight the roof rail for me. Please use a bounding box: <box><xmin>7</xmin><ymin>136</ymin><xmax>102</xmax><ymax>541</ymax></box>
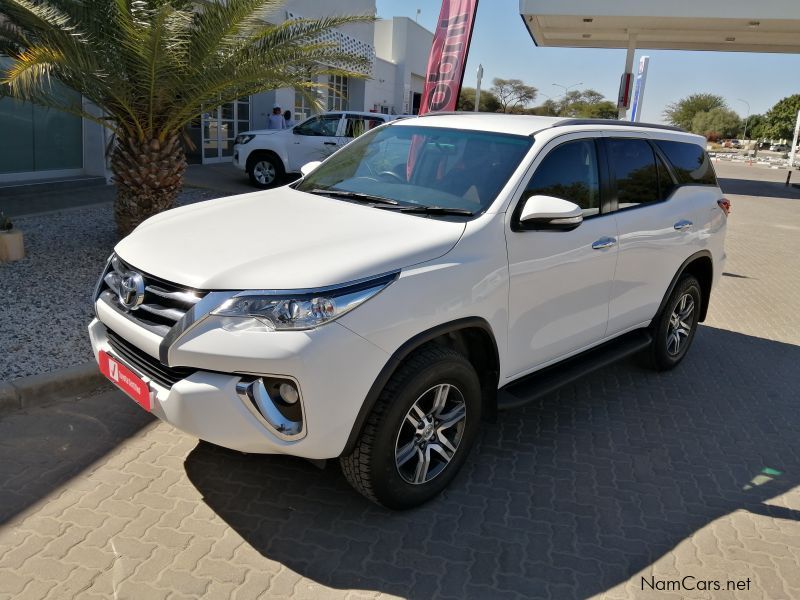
<box><xmin>551</xmin><ymin>119</ymin><xmax>686</xmax><ymax>132</ymax></box>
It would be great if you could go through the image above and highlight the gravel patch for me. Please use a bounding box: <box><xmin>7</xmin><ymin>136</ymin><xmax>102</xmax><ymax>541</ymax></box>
<box><xmin>0</xmin><ymin>188</ymin><xmax>224</xmax><ymax>381</ymax></box>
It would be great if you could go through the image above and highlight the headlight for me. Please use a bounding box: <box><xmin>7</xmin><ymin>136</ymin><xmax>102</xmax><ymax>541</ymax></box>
<box><xmin>235</xmin><ymin>134</ymin><xmax>255</xmax><ymax>145</ymax></box>
<box><xmin>211</xmin><ymin>272</ymin><xmax>398</xmax><ymax>331</ymax></box>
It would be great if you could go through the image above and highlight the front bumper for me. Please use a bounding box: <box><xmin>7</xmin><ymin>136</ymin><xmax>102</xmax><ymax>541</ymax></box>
<box><xmin>88</xmin><ymin>316</ymin><xmax>389</xmax><ymax>459</ymax></box>
<box><xmin>232</xmin><ymin>145</ymin><xmax>246</xmax><ymax>170</ymax></box>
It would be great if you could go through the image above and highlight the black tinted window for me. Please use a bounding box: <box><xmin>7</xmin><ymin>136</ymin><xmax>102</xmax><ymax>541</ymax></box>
<box><xmin>655</xmin><ymin>141</ymin><xmax>717</xmax><ymax>185</ymax></box>
<box><xmin>608</xmin><ymin>139</ymin><xmax>658</xmax><ymax>209</ymax></box>
<box><xmin>525</xmin><ymin>140</ymin><xmax>600</xmax><ymax>216</ymax></box>
<box><xmin>294</xmin><ymin>115</ymin><xmax>340</xmax><ymax>137</ymax></box>
<box><xmin>656</xmin><ymin>154</ymin><xmax>677</xmax><ymax>201</ymax></box>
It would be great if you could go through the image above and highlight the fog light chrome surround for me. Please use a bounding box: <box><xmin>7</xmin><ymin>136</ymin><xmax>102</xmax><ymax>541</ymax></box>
<box><xmin>236</xmin><ymin>375</ymin><xmax>306</xmax><ymax>440</ymax></box>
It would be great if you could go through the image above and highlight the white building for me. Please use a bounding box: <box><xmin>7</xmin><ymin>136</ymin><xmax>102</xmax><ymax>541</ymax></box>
<box><xmin>0</xmin><ymin>2</ymin><xmax>433</xmax><ymax>182</ymax></box>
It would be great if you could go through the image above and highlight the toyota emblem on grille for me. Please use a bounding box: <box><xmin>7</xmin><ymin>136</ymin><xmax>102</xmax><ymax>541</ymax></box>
<box><xmin>119</xmin><ymin>271</ymin><xmax>145</xmax><ymax>310</ymax></box>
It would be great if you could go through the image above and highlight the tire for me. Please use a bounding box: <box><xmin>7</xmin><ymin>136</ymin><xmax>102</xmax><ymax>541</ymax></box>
<box><xmin>641</xmin><ymin>275</ymin><xmax>702</xmax><ymax>371</ymax></box>
<box><xmin>340</xmin><ymin>345</ymin><xmax>482</xmax><ymax>509</ymax></box>
<box><xmin>247</xmin><ymin>153</ymin><xmax>284</xmax><ymax>189</ymax></box>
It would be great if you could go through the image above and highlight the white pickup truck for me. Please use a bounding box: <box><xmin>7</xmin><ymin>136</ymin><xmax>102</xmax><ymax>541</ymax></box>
<box><xmin>233</xmin><ymin>111</ymin><xmax>398</xmax><ymax>188</ymax></box>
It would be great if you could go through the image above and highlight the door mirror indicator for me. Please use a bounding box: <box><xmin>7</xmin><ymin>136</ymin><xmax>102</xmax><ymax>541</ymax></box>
<box><xmin>518</xmin><ymin>195</ymin><xmax>583</xmax><ymax>231</ymax></box>
<box><xmin>300</xmin><ymin>161</ymin><xmax>322</xmax><ymax>177</ymax></box>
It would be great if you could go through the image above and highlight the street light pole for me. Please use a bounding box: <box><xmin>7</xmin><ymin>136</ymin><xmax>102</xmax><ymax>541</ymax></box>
<box><xmin>552</xmin><ymin>82</ymin><xmax>583</xmax><ymax>114</ymax></box>
<box><xmin>737</xmin><ymin>98</ymin><xmax>751</xmax><ymax>145</ymax></box>
<box><xmin>475</xmin><ymin>64</ymin><xmax>483</xmax><ymax>112</ymax></box>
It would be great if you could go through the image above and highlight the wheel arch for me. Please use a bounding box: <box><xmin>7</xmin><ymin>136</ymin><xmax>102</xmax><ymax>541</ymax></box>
<box><xmin>657</xmin><ymin>250</ymin><xmax>714</xmax><ymax>323</ymax></box>
<box><xmin>340</xmin><ymin>317</ymin><xmax>500</xmax><ymax>457</ymax></box>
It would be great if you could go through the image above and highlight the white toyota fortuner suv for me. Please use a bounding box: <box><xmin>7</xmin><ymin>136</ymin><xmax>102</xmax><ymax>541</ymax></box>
<box><xmin>233</xmin><ymin>111</ymin><xmax>396</xmax><ymax>188</ymax></box>
<box><xmin>91</xmin><ymin>114</ymin><xmax>728</xmax><ymax>509</ymax></box>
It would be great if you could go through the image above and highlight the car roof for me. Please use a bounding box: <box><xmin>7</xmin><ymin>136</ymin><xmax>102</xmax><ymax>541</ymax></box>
<box><xmin>391</xmin><ymin>112</ymin><xmax>702</xmax><ymax>144</ymax></box>
<box><xmin>316</xmin><ymin>111</ymin><xmax>393</xmax><ymax>118</ymax></box>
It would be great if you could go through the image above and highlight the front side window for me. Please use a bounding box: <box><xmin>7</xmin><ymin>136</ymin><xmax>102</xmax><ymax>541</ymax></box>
<box><xmin>608</xmin><ymin>139</ymin><xmax>659</xmax><ymax>209</ymax></box>
<box><xmin>524</xmin><ymin>139</ymin><xmax>601</xmax><ymax>216</ymax></box>
<box><xmin>294</xmin><ymin>115</ymin><xmax>341</xmax><ymax>137</ymax></box>
<box><xmin>296</xmin><ymin>125</ymin><xmax>533</xmax><ymax>216</ymax></box>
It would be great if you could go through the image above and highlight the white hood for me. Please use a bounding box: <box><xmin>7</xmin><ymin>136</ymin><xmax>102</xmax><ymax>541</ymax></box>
<box><xmin>114</xmin><ymin>187</ymin><xmax>466</xmax><ymax>290</ymax></box>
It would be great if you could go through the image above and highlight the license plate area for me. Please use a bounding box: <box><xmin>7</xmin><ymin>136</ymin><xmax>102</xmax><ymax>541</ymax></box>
<box><xmin>98</xmin><ymin>350</ymin><xmax>152</xmax><ymax>411</ymax></box>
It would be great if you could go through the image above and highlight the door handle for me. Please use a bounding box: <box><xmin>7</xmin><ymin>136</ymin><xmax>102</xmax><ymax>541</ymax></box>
<box><xmin>674</xmin><ymin>219</ymin><xmax>693</xmax><ymax>231</ymax></box>
<box><xmin>323</xmin><ymin>142</ymin><xmax>338</xmax><ymax>146</ymax></box>
<box><xmin>592</xmin><ymin>237</ymin><xmax>617</xmax><ymax>250</ymax></box>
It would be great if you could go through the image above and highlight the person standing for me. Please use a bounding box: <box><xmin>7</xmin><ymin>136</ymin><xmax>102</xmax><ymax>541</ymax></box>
<box><xmin>267</xmin><ymin>106</ymin><xmax>286</xmax><ymax>129</ymax></box>
<box><xmin>283</xmin><ymin>110</ymin><xmax>296</xmax><ymax>128</ymax></box>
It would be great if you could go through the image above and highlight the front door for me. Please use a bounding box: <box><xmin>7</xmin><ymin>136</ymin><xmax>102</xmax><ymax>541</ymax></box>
<box><xmin>506</xmin><ymin>134</ymin><xmax>618</xmax><ymax>378</ymax></box>
<box><xmin>289</xmin><ymin>114</ymin><xmax>344</xmax><ymax>171</ymax></box>
<box><xmin>201</xmin><ymin>98</ymin><xmax>250</xmax><ymax>164</ymax></box>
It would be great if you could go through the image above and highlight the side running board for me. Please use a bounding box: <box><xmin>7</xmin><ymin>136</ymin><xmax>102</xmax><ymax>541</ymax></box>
<box><xmin>497</xmin><ymin>329</ymin><xmax>653</xmax><ymax>410</ymax></box>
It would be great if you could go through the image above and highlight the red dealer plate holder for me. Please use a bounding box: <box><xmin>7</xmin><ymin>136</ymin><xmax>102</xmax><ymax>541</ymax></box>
<box><xmin>98</xmin><ymin>350</ymin><xmax>152</xmax><ymax>411</ymax></box>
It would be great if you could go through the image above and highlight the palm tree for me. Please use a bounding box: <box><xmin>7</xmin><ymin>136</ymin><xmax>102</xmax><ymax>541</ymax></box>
<box><xmin>0</xmin><ymin>0</ymin><xmax>372</xmax><ymax>235</ymax></box>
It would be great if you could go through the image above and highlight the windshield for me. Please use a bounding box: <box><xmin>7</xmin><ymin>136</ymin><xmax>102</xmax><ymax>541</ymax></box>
<box><xmin>296</xmin><ymin>124</ymin><xmax>533</xmax><ymax>215</ymax></box>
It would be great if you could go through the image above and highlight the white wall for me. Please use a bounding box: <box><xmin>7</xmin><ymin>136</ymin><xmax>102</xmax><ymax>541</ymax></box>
<box><xmin>364</xmin><ymin>58</ymin><xmax>398</xmax><ymax>113</ymax></box>
<box><xmin>373</xmin><ymin>17</ymin><xmax>433</xmax><ymax>114</ymax></box>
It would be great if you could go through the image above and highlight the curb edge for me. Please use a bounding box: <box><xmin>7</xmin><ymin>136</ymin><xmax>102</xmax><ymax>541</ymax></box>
<box><xmin>0</xmin><ymin>361</ymin><xmax>106</xmax><ymax>416</ymax></box>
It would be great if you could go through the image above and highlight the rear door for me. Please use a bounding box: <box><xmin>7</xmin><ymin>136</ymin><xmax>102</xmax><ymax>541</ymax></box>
<box><xmin>343</xmin><ymin>114</ymin><xmax>388</xmax><ymax>141</ymax></box>
<box><xmin>603</xmin><ymin>136</ymin><xmax>706</xmax><ymax>335</ymax></box>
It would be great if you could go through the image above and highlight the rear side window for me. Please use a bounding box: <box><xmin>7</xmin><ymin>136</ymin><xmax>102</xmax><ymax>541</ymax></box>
<box><xmin>608</xmin><ymin>139</ymin><xmax>659</xmax><ymax>209</ymax></box>
<box><xmin>655</xmin><ymin>140</ymin><xmax>717</xmax><ymax>185</ymax></box>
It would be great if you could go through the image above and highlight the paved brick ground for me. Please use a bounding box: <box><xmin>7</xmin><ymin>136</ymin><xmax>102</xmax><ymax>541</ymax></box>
<box><xmin>1</xmin><ymin>162</ymin><xmax>799</xmax><ymax>599</ymax></box>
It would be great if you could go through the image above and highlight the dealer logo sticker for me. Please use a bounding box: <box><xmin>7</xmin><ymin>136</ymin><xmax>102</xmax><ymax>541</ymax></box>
<box><xmin>109</xmin><ymin>361</ymin><xmax>119</xmax><ymax>382</ymax></box>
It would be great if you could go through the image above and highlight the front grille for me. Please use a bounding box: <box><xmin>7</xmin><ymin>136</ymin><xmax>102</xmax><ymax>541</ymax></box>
<box><xmin>107</xmin><ymin>329</ymin><xmax>195</xmax><ymax>389</ymax></box>
<box><xmin>97</xmin><ymin>257</ymin><xmax>208</xmax><ymax>336</ymax></box>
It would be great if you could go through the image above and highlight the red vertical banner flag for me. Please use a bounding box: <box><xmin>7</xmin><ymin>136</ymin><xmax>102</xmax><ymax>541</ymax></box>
<box><xmin>419</xmin><ymin>0</ymin><xmax>480</xmax><ymax>115</ymax></box>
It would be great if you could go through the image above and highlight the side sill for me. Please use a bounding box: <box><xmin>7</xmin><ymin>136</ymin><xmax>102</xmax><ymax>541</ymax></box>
<box><xmin>497</xmin><ymin>329</ymin><xmax>652</xmax><ymax>410</ymax></box>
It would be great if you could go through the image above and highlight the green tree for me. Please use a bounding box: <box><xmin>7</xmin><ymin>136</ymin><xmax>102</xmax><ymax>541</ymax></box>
<box><xmin>531</xmin><ymin>89</ymin><xmax>616</xmax><ymax>119</ymax></box>
<box><xmin>457</xmin><ymin>87</ymin><xmax>501</xmax><ymax>112</ymax></box>
<box><xmin>0</xmin><ymin>0</ymin><xmax>371</xmax><ymax>235</ymax></box>
<box><xmin>664</xmin><ymin>93</ymin><xmax>726</xmax><ymax>130</ymax></box>
<box><xmin>691</xmin><ymin>108</ymin><xmax>742</xmax><ymax>139</ymax></box>
<box><xmin>490</xmin><ymin>77</ymin><xmax>537</xmax><ymax>113</ymax></box>
<box><xmin>762</xmin><ymin>94</ymin><xmax>800</xmax><ymax>140</ymax></box>
<box><xmin>744</xmin><ymin>113</ymin><xmax>767</xmax><ymax>140</ymax></box>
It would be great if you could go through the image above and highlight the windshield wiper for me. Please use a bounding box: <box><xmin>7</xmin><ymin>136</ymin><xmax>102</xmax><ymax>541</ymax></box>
<box><xmin>392</xmin><ymin>205</ymin><xmax>474</xmax><ymax>216</ymax></box>
<box><xmin>308</xmin><ymin>188</ymin><xmax>398</xmax><ymax>205</ymax></box>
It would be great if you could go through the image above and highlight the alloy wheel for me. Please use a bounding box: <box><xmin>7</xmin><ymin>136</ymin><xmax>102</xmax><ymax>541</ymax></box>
<box><xmin>666</xmin><ymin>293</ymin><xmax>695</xmax><ymax>356</ymax></box>
<box><xmin>394</xmin><ymin>383</ymin><xmax>467</xmax><ymax>485</ymax></box>
<box><xmin>253</xmin><ymin>161</ymin><xmax>276</xmax><ymax>185</ymax></box>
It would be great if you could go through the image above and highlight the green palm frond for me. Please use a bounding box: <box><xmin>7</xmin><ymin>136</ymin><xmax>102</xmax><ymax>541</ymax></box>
<box><xmin>0</xmin><ymin>0</ymin><xmax>375</xmax><ymax>142</ymax></box>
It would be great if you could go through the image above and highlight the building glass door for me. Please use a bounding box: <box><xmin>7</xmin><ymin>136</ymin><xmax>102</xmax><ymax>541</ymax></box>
<box><xmin>201</xmin><ymin>97</ymin><xmax>250</xmax><ymax>163</ymax></box>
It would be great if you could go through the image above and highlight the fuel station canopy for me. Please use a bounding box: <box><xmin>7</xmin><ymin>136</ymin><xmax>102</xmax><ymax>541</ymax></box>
<box><xmin>519</xmin><ymin>0</ymin><xmax>800</xmax><ymax>53</ymax></box>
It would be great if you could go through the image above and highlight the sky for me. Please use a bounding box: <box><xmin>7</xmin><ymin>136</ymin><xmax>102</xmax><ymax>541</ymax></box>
<box><xmin>375</xmin><ymin>0</ymin><xmax>800</xmax><ymax>124</ymax></box>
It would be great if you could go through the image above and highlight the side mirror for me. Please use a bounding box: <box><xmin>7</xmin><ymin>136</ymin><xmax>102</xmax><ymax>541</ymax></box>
<box><xmin>300</xmin><ymin>161</ymin><xmax>322</xmax><ymax>177</ymax></box>
<box><xmin>518</xmin><ymin>195</ymin><xmax>583</xmax><ymax>231</ymax></box>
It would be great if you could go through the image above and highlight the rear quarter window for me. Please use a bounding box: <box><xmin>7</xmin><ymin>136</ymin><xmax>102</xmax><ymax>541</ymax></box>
<box><xmin>655</xmin><ymin>140</ymin><xmax>717</xmax><ymax>186</ymax></box>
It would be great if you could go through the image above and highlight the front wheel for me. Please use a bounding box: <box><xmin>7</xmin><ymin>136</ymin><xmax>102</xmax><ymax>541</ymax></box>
<box><xmin>340</xmin><ymin>345</ymin><xmax>482</xmax><ymax>509</ymax></box>
<box><xmin>641</xmin><ymin>274</ymin><xmax>702</xmax><ymax>371</ymax></box>
<box><xmin>247</xmin><ymin>154</ymin><xmax>284</xmax><ymax>188</ymax></box>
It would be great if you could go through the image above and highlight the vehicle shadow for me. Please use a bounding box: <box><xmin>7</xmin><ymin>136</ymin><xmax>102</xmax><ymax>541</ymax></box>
<box><xmin>184</xmin><ymin>325</ymin><xmax>800</xmax><ymax>599</ymax></box>
<box><xmin>717</xmin><ymin>176</ymin><xmax>800</xmax><ymax>200</ymax></box>
<box><xmin>0</xmin><ymin>385</ymin><xmax>155</xmax><ymax>524</ymax></box>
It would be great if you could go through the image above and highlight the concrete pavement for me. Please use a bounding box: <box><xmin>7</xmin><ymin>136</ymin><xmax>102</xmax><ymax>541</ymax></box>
<box><xmin>0</xmin><ymin>162</ymin><xmax>799</xmax><ymax>599</ymax></box>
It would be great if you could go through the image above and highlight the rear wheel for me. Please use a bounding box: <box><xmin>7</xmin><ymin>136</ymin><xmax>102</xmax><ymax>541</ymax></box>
<box><xmin>340</xmin><ymin>345</ymin><xmax>482</xmax><ymax>509</ymax></box>
<box><xmin>247</xmin><ymin>153</ymin><xmax>284</xmax><ymax>188</ymax></box>
<box><xmin>641</xmin><ymin>275</ymin><xmax>702</xmax><ymax>371</ymax></box>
